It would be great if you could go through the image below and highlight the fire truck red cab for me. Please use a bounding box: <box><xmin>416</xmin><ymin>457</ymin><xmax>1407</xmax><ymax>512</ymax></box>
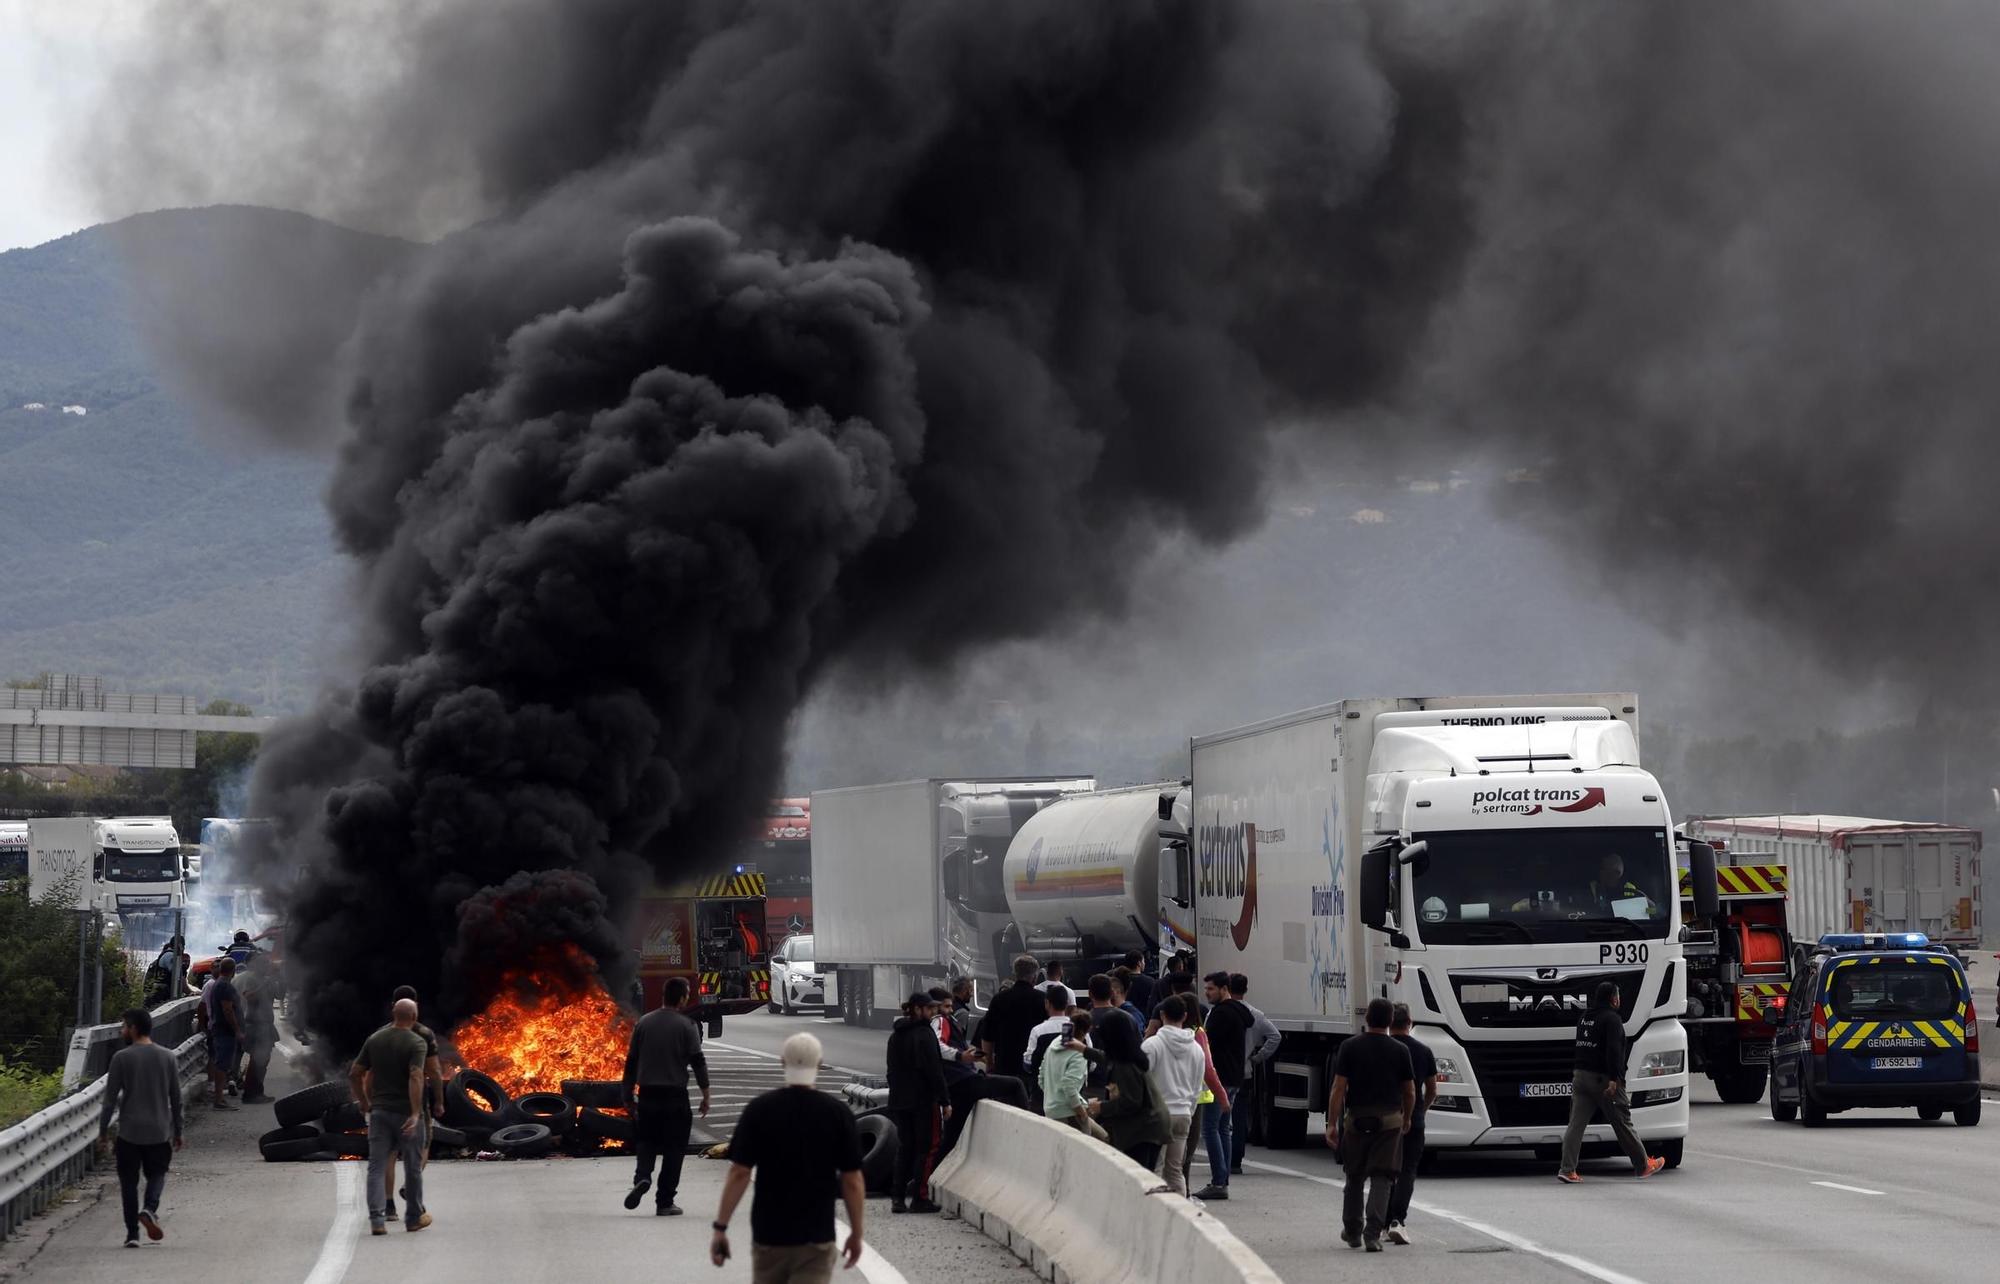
<box><xmin>632</xmin><ymin>870</ymin><xmax>770</xmax><ymax>1033</ymax></box>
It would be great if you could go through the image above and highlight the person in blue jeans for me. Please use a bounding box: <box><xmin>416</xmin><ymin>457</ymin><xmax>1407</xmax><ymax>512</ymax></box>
<box><xmin>351</xmin><ymin>999</ymin><xmax>431</xmax><ymax>1234</ymax></box>
<box><xmin>1195</xmin><ymin>972</ymin><xmax>1254</xmax><ymax>1200</ymax></box>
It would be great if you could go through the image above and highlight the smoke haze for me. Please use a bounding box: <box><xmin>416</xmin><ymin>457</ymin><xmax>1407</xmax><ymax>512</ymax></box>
<box><xmin>80</xmin><ymin>1</ymin><xmax>2000</xmax><ymax>1045</ymax></box>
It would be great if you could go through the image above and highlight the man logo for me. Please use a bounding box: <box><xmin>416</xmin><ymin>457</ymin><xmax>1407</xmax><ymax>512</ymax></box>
<box><xmin>1509</xmin><ymin>992</ymin><xmax>1589</xmax><ymax>1013</ymax></box>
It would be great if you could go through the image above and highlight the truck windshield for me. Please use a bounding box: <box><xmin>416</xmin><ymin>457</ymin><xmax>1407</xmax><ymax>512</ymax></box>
<box><xmin>104</xmin><ymin>849</ymin><xmax>180</xmax><ymax>882</ymax></box>
<box><xmin>1827</xmin><ymin>963</ymin><xmax>1960</xmax><ymax>1020</ymax></box>
<box><xmin>1408</xmin><ymin>826</ymin><xmax>1672</xmax><ymax>945</ymax></box>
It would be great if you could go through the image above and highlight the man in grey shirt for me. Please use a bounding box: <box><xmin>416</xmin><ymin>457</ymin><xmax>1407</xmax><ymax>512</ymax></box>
<box><xmin>99</xmin><ymin>1007</ymin><xmax>184</xmax><ymax>1247</ymax></box>
<box><xmin>620</xmin><ymin>977</ymin><xmax>710</xmax><ymax>1215</ymax></box>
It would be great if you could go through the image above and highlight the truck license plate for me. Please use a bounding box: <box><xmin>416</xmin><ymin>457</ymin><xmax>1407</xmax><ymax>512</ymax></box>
<box><xmin>1519</xmin><ymin>1082</ymin><xmax>1572</xmax><ymax>1098</ymax></box>
<box><xmin>1870</xmin><ymin>1056</ymin><xmax>1922</xmax><ymax>1070</ymax></box>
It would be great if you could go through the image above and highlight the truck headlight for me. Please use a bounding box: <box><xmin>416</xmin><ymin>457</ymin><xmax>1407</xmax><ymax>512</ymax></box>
<box><xmin>1635</xmin><ymin>1050</ymin><xmax>1684</xmax><ymax>1079</ymax></box>
<box><xmin>1433</xmin><ymin>1056</ymin><xmax>1464</xmax><ymax>1084</ymax></box>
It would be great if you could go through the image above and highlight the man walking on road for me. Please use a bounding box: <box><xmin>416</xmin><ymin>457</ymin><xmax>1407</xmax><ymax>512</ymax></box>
<box><xmin>352</xmin><ymin>998</ymin><xmax>430</xmax><ymax>1235</ymax></box>
<box><xmin>1327</xmin><ymin>998</ymin><xmax>1414</xmax><ymax>1252</ymax></box>
<box><xmin>1383</xmin><ymin>1003</ymin><xmax>1437</xmax><ymax>1244</ymax></box>
<box><xmin>622</xmin><ymin>977</ymin><xmax>711</xmax><ymax>1215</ymax></box>
<box><xmin>381</xmin><ymin>986</ymin><xmax>446</xmax><ymax>1223</ymax></box>
<box><xmin>98</xmin><ymin>1008</ymin><xmax>182</xmax><ymax>1248</ymax></box>
<box><xmin>1558</xmin><ymin>981</ymin><xmax>1665</xmax><ymax>1183</ymax></box>
<box><xmin>712</xmin><ymin>1032</ymin><xmax>865</xmax><ymax>1282</ymax></box>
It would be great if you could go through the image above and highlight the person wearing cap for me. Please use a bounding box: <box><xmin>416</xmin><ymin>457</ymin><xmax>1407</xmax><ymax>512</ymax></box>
<box><xmin>712</xmin><ymin>1032</ymin><xmax>865</xmax><ymax>1281</ymax></box>
<box><xmin>885</xmin><ymin>990</ymin><xmax>952</xmax><ymax>1214</ymax></box>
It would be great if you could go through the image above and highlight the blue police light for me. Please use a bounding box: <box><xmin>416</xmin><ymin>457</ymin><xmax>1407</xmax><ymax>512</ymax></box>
<box><xmin>1818</xmin><ymin>931</ymin><xmax>1931</xmax><ymax>952</ymax></box>
<box><xmin>734</xmin><ymin>863</ymin><xmax>745</xmax><ymax>874</ymax></box>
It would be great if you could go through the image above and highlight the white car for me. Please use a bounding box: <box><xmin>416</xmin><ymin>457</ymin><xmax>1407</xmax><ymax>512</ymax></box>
<box><xmin>769</xmin><ymin>934</ymin><xmax>826</xmax><ymax>1015</ymax></box>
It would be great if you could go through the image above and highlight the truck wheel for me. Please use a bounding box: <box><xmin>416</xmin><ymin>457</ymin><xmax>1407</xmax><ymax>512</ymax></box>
<box><xmin>1652</xmin><ymin>1138</ymin><xmax>1684</xmax><ymax>1169</ymax></box>
<box><xmin>1713</xmin><ymin>1066</ymin><xmax>1768</xmax><ymax>1105</ymax></box>
<box><xmin>1800</xmin><ymin>1095</ymin><xmax>1828</xmax><ymax>1128</ymax></box>
<box><xmin>1770</xmin><ymin>1097</ymin><xmax>1798</xmax><ymax>1122</ymax></box>
<box><xmin>1954</xmin><ymin>1100</ymin><xmax>1981</xmax><ymax>1127</ymax></box>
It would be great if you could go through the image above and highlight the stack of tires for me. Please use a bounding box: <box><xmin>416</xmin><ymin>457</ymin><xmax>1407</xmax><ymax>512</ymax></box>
<box><xmin>440</xmin><ymin>1074</ymin><xmax>635</xmax><ymax>1158</ymax></box>
<box><xmin>259</xmin><ymin>1080</ymin><xmax>470</xmax><ymax>1162</ymax></box>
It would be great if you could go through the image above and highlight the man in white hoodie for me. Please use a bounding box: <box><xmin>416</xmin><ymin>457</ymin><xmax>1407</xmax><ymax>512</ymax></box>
<box><xmin>1141</xmin><ymin>994</ymin><xmax>1209</xmax><ymax>1196</ymax></box>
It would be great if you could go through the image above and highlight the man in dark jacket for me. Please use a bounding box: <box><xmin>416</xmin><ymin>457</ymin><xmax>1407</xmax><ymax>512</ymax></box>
<box><xmin>886</xmin><ymin>992</ymin><xmax>952</xmax><ymax>1215</ymax></box>
<box><xmin>979</xmin><ymin>954</ymin><xmax>1049</xmax><ymax>1095</ymax></box>
<box><xmin>1557</xmin><ymin>981</ymin><xmax>1664</xmax><ymax>1183</ymax></box>
<box><xmin>621</xmin><ymin>978</ymin><xmax>711</xmax><ymax>1215</ymax></box>
<box><xmin>1195</xmin><ymin>971</ymin><xmax>1254</xmax><ymax>1201</ymax></box>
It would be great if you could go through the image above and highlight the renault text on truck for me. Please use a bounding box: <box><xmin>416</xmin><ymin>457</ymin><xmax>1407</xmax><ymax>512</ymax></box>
<box><xmin>1191</xmin><ymin>694</ymin><xmax>1719</xmax><ymax>1167</ymax></box>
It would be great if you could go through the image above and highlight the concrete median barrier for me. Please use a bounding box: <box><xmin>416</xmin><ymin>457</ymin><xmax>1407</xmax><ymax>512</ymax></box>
<box><xmin>932</xmin><ymin>1102</ymin><xmax>1281</xmax><ymax>1284</ymax></box>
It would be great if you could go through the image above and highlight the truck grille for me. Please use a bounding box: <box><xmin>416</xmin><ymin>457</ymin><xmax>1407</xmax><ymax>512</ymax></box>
<box><xmin>1451</xmin><ymin>969</ymin><xmax>1646</xmax><ymax>1029</ymax></box>
<box><xmin>1465</xmin><ymin>1041</ymin><xmax>1577</xmax><ymax>1127</ymax></box>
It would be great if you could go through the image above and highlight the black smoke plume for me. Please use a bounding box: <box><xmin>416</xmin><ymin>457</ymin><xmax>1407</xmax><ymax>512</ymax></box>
<box><xmin>96</xmin><ymin>1</ymin><xmax>1477</xmax><ymax>1053</ymax></box>
<box><xmin>85</xmin><ymin>2</ymin><xmax>2000</xmax><ymax>1050</ymax></box>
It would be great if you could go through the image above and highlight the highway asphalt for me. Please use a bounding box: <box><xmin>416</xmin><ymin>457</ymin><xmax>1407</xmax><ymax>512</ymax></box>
<box><xmin>722</xmin><ymin>1008</ymin><xmax>2000</xmax><ymax>1284</ymax></box>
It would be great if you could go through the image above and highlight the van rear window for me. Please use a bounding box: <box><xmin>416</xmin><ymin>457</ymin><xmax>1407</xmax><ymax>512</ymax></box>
<box><xmin>1826</xmin><ymin>964</ymin><xmax>1960</xmax><ymax>1020</ymax></box>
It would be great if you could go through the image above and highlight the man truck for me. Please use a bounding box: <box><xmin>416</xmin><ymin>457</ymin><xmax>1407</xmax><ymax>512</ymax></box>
<box><xmin>1190</xmin><ymin>693</ymin><xmax>1718</xmax><ymax>1166</ymax></box>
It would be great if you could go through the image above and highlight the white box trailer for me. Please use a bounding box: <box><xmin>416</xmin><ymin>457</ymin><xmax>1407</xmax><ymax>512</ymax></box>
<box><xmin>1685</xmin><ymin>815</ymin><xmax>1981</xmax><ymax>953</ymax></box>
<box><xmin>811</xmin><ymin>776</ymin><xmax>1094</xmax><ymax>1026</ymax></box>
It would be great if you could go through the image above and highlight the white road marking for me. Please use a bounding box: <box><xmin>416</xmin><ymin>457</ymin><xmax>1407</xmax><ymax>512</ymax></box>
<box><xmin>1812</xmin><ymin>1180</ymin><xmax>1885</xmax><ymax>1196</ymax></box>
<box><xmin>836</xmin><ymin>1213</ymin><xmax>912</xmax><ymax>1284</ymax></box>
<box><xmin>1245</xmin><ymin>1159</ymin><xmax>1651</xmax><ymax>1284</ymax></box>
<box><xmin>301</xmin><ymin>1158</ymin><xmax>362</xmax><ymax>1284</ymax></box>
<box><xmin>707</xmin><ymin>1039</ymin><xmax>875</xmax><ymax>1081</ymax></box>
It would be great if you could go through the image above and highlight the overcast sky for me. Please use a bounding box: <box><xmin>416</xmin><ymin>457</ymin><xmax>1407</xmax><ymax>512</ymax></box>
<box><xmin>0</xmin><ymin>1</ymin><xmax>140</xmax><ymax>251</ymax></box>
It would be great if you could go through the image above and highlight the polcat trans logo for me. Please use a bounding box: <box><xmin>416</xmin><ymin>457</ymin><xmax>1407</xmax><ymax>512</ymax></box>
<box><xmin>1198</xmin><ymin>819</ymin><xmax>1260</xmax><ymax>950</ymax></box>
<box><xmin>1471</xmin><ymin>786</ymin><xmax>1607</xmax><ymax>816</ymax></box>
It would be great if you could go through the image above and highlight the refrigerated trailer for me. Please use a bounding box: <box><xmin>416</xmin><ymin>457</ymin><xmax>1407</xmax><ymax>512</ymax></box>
<box><xmin>1191</xmin><ymin>693</ymin><xmax>1718</xmax><ymax>1165</ymax></box>
<box><xmin>1683</xmin><ymin>816</ymin><xmax>1981</xmax><ymax>956</ymax></box>
<box><xmin>811</xmin><ymin>776</ymin><xmax>1096</xmax><ymax>1027</ymax></box>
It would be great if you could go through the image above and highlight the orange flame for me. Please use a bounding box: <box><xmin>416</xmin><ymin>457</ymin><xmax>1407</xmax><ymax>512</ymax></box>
<box><xmin>449</xmin><ymin>968</ymin><xmax>634</xmax><ymax>1097</ymax></box>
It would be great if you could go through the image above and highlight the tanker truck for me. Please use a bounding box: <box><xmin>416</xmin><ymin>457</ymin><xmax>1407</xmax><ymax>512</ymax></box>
<box><xmin>814</xmin><ymin>776</ymin><xmax>1198</xmax><ymax>1026</ymax></box>
<box><xmin>1190</xmin><ymin>693</ymin><xmax>1720</xmax><ymax>1167</ymax></box>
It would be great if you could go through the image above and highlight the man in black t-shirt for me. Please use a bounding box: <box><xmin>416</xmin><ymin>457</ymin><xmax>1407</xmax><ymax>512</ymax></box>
<box><xmin>978</xmin><ymin>955</ymin><xmax>1050</xmax><ymax>1094</ymax></box>
<box><xmin>1195</xmin><ymin>971</ymin><xmax>1255</xmax><ymax>1201</ymax></box>
<box><xmin>1326</xmin><ymin>998</ymin><xmax>1415</xmax><ymax>1252</ymax></box>
<box><xmin>1384</xmin><ymin>1003</ymin><xmax>1438</xmax><ymax>1245</ymax></box>
<box><xmin>712</xmin><ymin>1032</ymin><xmax>865</xmax><ymax>1280</ymax></box>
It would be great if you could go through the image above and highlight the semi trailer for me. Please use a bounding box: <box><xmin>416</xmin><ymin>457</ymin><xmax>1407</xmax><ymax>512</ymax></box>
<box><xmin>1189</xmin><ymin>693</ymin><xmax>1719</xmax><ymax>1166</ymax></box>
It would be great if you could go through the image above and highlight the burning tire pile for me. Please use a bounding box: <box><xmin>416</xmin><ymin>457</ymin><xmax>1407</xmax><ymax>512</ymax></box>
<box><xmin>256</xmin><ymin>1075</ymin><xmax>635</xmax><ymax>1162</ymax></box>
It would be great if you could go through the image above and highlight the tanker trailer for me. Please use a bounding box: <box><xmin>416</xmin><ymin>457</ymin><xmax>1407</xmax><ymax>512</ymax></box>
<box><xmin>1000</xmin><ymin>782</ymin><xmax>1193</xmax><ymax>977</ymax></box>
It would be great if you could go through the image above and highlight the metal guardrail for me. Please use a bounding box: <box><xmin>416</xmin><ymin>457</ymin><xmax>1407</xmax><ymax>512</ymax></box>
<box><xmin>3</xmin><ymin>1016</ymin><xmax>207</xmax><ymax>1240</ymax></box>
<box><xmin>63</xmin><ymin>996</ymin><xmax>202</xmax><ymax>1090</ymax></box>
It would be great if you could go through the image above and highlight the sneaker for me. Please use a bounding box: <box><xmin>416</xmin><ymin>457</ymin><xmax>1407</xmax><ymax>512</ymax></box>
<box><xmin>407</xmin><ymin>1212</ymin><xmax>433</xmax><ymax>1232</ymax></box>
<box><xmin>1556</xmin><ymin>1170</ymin><xmax>1582</xmax><ymax>1184</ymax></box>
<box><xmin>1229</xmin><ymin>1165</ymin><xmax>1245</xmax><ymax>1176</ymax></box>
<box><xmin>1365</xmin><ymin>1237</ymin><xmax>1383</xmax><ymax>1253</ymax></box>
<box><xmin>1191</xmin><ymin>1184</ymin><xmax>1230</xmax><ymax>1201</ymax></box>
<box><xmin>1385</xmin><ymin>1222</ymin><xmax>1410</xmax><ymax>1246</ymax></box>
<box><xmin>624</xmin><ymin>1177</ymin><xmax>651</xmax><ymax>1210</ymax></box>
<box><xmin>909</xmin><ymin>1199</ymin><xmax>942</xmax><ymax>1214</ymax></box>
<box><xmin>137</xmin><ymin>1210</ymin><xmax>163</xmax><ymax>1242</ymax></box>
<box><xmin>1340</xmin><ymin>1231</ymin><xmax>1362</xmax><ymax>1249</ymax></box>
<box><xmin>384</xmin><ymin>1200</ymin><xmax>398</xmax><ymax>1220</ymax></box>
<box><xmin>124</xmin><ymin>1236</ymin><xmax>141</xmax><ymax>1248</ymax></box>
<box><xmin>657</xmin><ymin>1204</ymin><xmax>683</xmax><ymax>1217</ymax></box>
<box><xmin>891</xmin><ymin>1200</ymin><xmax>910</xmax><ymax>1215</ymax></box>
<box><xmin>1637</xmin><ymin>1157</ymin><xmax>1666</xmax><ymax>1180</ymax></box>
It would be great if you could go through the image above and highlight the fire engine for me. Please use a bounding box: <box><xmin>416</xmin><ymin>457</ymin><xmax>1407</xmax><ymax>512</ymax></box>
<box><xmin>631</xmin><ymin>869</ymin><xmax>770</xmax><ymax>1033</ymax></box>
<box><xmin>1679</xmin><ymin>842</ymin><xmax>1793</xmax><ymax>1103</ymax></box>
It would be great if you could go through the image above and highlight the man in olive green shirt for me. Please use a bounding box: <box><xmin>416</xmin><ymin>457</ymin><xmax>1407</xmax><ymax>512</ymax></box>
<box><xmin>351</xmin><ymin>998</ymin><xmax>430</xmax><ymax>1235</ymax></box>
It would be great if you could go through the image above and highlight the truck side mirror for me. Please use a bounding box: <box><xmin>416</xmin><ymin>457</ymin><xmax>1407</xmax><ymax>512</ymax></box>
<box><xmin>91</xmin><ymin>855</ymin><xmax>103</xmax><ymax>881</ymax></box>
<box><xmin>1360</xmin><ymin>840</ymin><xmax>1394</xmax><ymax>931</ymax></box>
<box><xmin>1687</xmin><ymin>841</ymin><xmax>1721</xmax><ymax>922</ymax></box>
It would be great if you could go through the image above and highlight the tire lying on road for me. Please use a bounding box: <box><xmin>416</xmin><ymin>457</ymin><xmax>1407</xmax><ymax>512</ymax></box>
<box><xmin>491</xmin><ymin>1123</ymin><xmax>557</xmax><ymax>1159</ymax></box>
<box><xmin>323</xmin><ymin>1131</ymin><xmax>371</xmax><ymax>1158</ymax></box>
<box><xmin>259</xmin><ymin>1125</ymin><xmax>325</xmax><ymax>1163</ymax></box>
<box><xmin>444</xmin><ymin>1070</ymin><xmax>515</xmax><ymax>1130</ymax></box>
<box><xmin>855</xmin><ymin>1114</ymin><xmax>898</xmax><ymax>1195</ymax></box>
<box><xmin>515</xmin><ymin>1092</ymin><xmax>578</xmax><ymax>1137</ymax></box>
<box><xmin>274</xmin><ymin>1081</ymin><xmax>352</xmax><ymax>1130</ymax></box>
<box><xmin>575</xmin><ymin>1107</ymin><xmax>635</xmax><ymax>1144</ymax></box>
<box><xmin>560</xmin><ymin>1080</ymin><xmax>625</xmax><ymax>1110</ymax></box>
<box><xmin>428</xmin><ymin>1123</ymin><xmax>469</xmax><ymax>1154</ymax></box>
<box><xmin>322</xmin><ymin>1100</ymin><xmax>364</xmax><ymax>1133</ymax></box>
